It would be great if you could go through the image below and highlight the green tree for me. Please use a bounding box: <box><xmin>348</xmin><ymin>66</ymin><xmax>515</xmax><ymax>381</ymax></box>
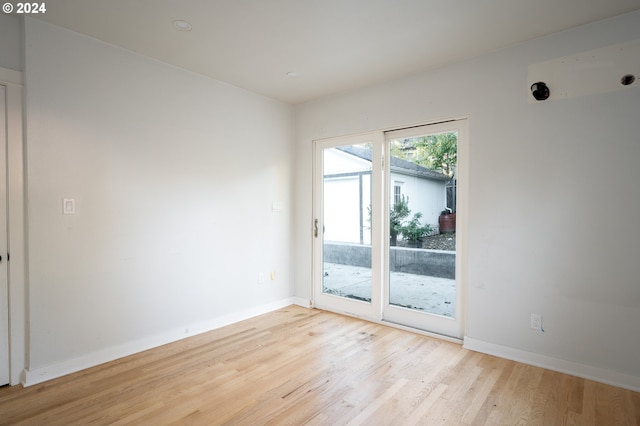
<box><xmin>414</xmin><ymin>132</ymin><xmax>457</xmax><ymax>177</ymax></box>
<box><xmin>389</xmin><ymin>194</ymin><xmax>410</xmax><ymax>245</ymax></box>
<box><xmin>399</xmin><ymin>212</ymin><xmax>433</xmax><ymax>242</ymax></box>
<box><xmin>389</xmin><ymin>139</ymin><xmax>409</xmax><ymax>160</ymax></box>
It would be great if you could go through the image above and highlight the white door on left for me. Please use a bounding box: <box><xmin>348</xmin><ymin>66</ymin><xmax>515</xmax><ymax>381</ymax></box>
<box><xmin>0</xmin><ymin>84</ymin><xmax>9</xmax><ymax>386</ymax></box>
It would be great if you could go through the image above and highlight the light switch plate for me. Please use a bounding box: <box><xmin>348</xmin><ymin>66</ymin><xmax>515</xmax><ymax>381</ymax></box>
<box><xmin>63</xmin><ymin>198</ymin><xmax>75</xmax><ymax>215</ymax></box>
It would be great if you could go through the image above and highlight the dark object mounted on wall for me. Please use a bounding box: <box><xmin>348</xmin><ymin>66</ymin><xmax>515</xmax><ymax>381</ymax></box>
<box><xmin>620</xmin><ymin>74</ymin><xmax>636</xmax><ymax>86</ymax></box>
<box><xmin>530</xmin><ymin>82</ymin><xmax>550</xmax><ymax>101</ymax></box>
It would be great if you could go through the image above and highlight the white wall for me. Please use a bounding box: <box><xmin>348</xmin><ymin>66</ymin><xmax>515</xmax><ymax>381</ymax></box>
<box><xmin>294</xmin><ymin>11</ymin><xmax>640</xmax><ymax>389</ymax></box>
<box><xmin>23</xmin><ymin>18</ymin><xmax>294</xmax><ymax>382</ymax></box>
<box><xmin>0</xmin><ymin>14</ymin><xmax>22</xmax><ymax>71</ymax></box>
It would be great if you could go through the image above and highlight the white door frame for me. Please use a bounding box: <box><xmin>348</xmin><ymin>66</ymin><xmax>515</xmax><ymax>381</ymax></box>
<box><xmin>312</xmin><ymin>118</ymin><xmax>468</xmax><ymax>341</ymax></box>
<box><xmin>0</xmin><ymin>83</ymin><xmax>8</xmax><ymax>385</ymax></box>
<box><xmin>312</xmin><ymin>131</ymin><xmax>384</xmax><ymax>321</ymax></box>
<box><xmin>1</xmin><ymin>67</ymin><xmax>27</xmax><ymax>386</ymax></box>
<box><xmin>382</xmin><ymin>120</ymin><xmax>468</xmax><ymax>339</ymax></box>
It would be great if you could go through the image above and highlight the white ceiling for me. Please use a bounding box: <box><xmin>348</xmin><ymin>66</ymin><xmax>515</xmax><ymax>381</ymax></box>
<box><xmin>35</xmin><ymin>0</ymin><xmax>640</xmax><ymax>104</ymax></box>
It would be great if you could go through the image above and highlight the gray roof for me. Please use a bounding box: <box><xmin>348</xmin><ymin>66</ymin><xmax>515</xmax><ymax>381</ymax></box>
<box><xmin>336</xmin><ymin>146</ymin><xmax>449</xmax><ymax>182</ymax></box>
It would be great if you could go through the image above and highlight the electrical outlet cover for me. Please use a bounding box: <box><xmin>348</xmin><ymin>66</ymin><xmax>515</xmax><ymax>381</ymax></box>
<box><xmin>530</xmin><ymin>313</ymin><xmax>542</xmax><ymax>331</ymax></box>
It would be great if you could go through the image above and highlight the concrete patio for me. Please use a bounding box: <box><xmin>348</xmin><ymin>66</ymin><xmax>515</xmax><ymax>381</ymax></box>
<box><xmin>322</xmin><ymin>262</ymin><xmax>456</xmax><ymax>317</ymax></box>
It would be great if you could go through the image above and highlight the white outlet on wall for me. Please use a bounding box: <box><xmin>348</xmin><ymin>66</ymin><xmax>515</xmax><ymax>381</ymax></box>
<box><xmin>530</xmin><ymin>313</ymin><xmax>542</xmax><ymax>331</ymax></box>
<box><xmin>258</xmin><ymin>272</ymin><xmax>265</xmax><ymax>284</ymax></box>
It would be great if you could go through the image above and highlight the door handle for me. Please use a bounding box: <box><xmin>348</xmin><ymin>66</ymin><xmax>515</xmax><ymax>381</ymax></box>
<box><xmin>314</xmin><ymin>219</ymin><xmax>319</xmax><ymax>238</ymax></box>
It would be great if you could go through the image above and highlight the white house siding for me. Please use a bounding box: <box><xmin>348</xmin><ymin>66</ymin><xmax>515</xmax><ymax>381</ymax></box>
<box><xmin>323</xmin><ymin>147</ymin><xmax>370</xmax><ymax>175</ymax></box>
<box><xmin>391</xmin><ymin>171</ymin><xmax>447</xmax><ymax>232</ymax></box>
<box><xmin>323</xmin><ymin>147</ymin><xmax>446</xmax><ymax>244</ymax></box>
<box><xmin>324</xmin><ymin>175</ymin><xmax>372</xmax><ymax>244</ymax></box>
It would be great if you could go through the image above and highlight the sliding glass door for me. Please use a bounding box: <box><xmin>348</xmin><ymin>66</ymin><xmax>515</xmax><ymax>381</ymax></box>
<box><xmin>313</xmin><ymin>132</ymin><xmax>383</xmax><ymax>319</ymax></box>
<box><xmin>383</xmin><ymin>121</ymin><xmax>464</xmax><ymax>338</ymax></box>
<box><xmin>313</xmin><ymin>120</ymin><xmax>466</xmax><ymax>339</ymax></box>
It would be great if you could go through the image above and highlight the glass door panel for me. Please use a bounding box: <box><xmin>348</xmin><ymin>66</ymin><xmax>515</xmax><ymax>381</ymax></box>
<box><xmin>383</xmin><ymin>121</ymin><xmax>465</xmax><ymax>339</ymax></box>
<box><xmin>312</xmin><ymin>121</ymin><xmax>465</xmax><ymax>338</ymax></box>
<box><xmin>322</xmin><ymin>144</ymin><xmax>372</xmax><ymax>301</ymax></box>
<box><xmin>313</xmin><ymin>133</ymin><xmax>383</xmax><ymax>320</ymax></box>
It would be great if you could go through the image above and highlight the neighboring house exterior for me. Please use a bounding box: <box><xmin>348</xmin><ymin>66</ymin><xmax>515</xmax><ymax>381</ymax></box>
<box><xmin>323</xmin><ymin>146</ymin><xmax>450</xmax><ymax>245</ymax></box>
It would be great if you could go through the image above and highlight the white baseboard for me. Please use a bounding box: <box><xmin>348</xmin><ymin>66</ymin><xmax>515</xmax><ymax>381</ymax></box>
<box><xmin>23</xmin><ymin>297</ymin><xmax>297</xmax><ymax>387</ymax></box>
<box><xmin>292</xmin><ymin>297</ymin><xmax>313</xmax><ymax>308</ymax></box>
<box><xmin>463</xmin><ymin>336</ymin><xmax>640</xmax><ymax>392</ymax></box>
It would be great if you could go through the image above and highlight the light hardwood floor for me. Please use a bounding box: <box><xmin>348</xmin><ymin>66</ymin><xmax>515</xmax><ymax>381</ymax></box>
<box><xmin>1</xmin><ymin>305</ymin><xmax>638</xmax><ymax>425</ymax></box>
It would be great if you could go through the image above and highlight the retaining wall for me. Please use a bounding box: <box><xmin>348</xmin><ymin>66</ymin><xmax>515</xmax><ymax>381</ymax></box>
<box><xmin>323</xmin><ymin>242</ymin><xmax>455</xmax><ymax>279</ymax></box>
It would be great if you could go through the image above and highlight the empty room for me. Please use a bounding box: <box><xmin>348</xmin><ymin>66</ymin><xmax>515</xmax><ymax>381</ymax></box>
<box><xmin>1</xmin><ymin>1</ymin><xmax>639</xmax><ymax>424</ymax></box>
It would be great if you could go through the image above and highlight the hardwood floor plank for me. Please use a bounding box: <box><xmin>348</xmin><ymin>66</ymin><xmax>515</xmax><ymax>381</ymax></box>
<box><xmin>346</xmin><ymin>377</ymin><xmax>409</xmax><ymax>426</ymax></box>
<box><xmin>529</xmin><ymin>369</ymin><xmax>561</xmax><ymax>425</ymax></box>
<box><xmin>407</xmin><ymin>382</ymin><xmax>448</xmax><ymax>425</ymax></box>
<box><xmin>1</xmin><ymin>305</ymin><xmax>638</xmax><ymax>425</ymax></box>
<box><xmin>460</xmin><ymin>365</ymin><xmax>502</xmax><ymax>425</ymax></box>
